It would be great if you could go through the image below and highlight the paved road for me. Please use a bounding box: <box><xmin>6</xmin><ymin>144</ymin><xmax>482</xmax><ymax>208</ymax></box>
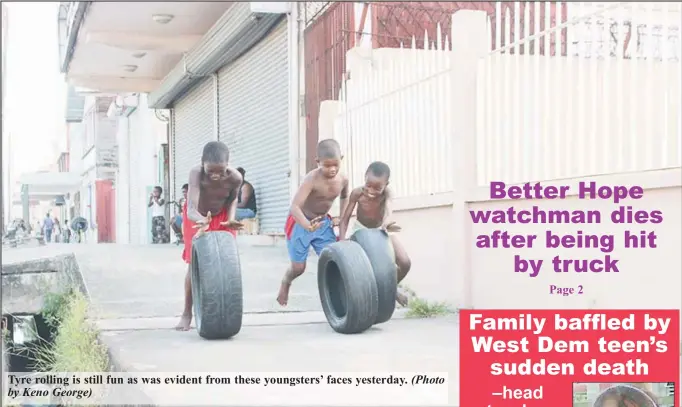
<box><xmin>2</xmin><ymin>242</ymin><xmax>459</xmax><ymax>405</ymax></box>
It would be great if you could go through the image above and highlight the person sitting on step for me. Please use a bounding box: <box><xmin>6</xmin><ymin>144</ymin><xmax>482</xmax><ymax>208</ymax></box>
<box><xmin>235</xmin><ymin>167</ymin><xmax>257</xmax><ymax>221</ymax></box>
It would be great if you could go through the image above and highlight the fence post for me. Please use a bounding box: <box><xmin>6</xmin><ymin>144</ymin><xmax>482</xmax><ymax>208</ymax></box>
<box><xmin>449</xmin><ymin>10</ymin><xmax>489</xmax><ymax>309</ymax></box>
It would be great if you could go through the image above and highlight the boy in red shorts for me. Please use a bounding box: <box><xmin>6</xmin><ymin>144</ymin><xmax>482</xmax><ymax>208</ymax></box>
<box><xmin>176</xmin><ymin>141</ymin><xmax>244</xmax><ymax>331</ymax></box>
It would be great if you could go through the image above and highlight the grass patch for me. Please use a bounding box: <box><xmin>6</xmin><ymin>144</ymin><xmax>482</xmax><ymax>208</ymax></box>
<box><xmin>34</xmin><ymin>290</ymin><xmax>109</xmax><ymax>372</ymax></box>
<box><xmin>400</xmin><ymin>285</ymin><xmax>453</xmax><ymax>318</ymax></box>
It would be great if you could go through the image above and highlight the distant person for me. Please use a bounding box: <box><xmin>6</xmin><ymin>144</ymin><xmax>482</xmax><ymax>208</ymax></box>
<box><xmin>63</xmin><ymin>219</ymin><xmax>72</xmax><ymax>243</ymax></box>
<box><xmin>43</xmin><ymin>214</ymin><xmax>54</xmax><ymax>242</ymax></box>
<box><xmin>179</xmin><ymin>183</ymin><xmax>188</xmax><ymax>209</ymax></box>
<box><xmin>235</xmin><ymin>167</ymin><xmax>257</xmax><ymax>221</ymax></box>
<box><xmin>170</xmin><ymin>184</ymin><xmax>188</xmax><ymax>244</ymax></box>
<box><xmin>148</xmin><ymin>186</ymin><xmax>167</xmax><ymax>244</ymax></box>
<box><xmin>53</xmin><ymin>218</ymin><xmax>62</xmax><ymax>243</ymax></box>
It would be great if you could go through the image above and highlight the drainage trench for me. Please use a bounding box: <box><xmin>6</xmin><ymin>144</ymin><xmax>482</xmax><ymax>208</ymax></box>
<box><xmin>2</xmin><ymin>312</ymin><xmax>57</xmax><ymax>373</ymax></box>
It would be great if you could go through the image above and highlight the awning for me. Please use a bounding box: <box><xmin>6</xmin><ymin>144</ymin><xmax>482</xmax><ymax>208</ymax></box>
<box><xmin>147</xmin><ymin>2</ymin><xmax>285</xmax><ymax>109</ymax></box>
<box><xmin>19</xmin><ymin>171</ymin><xmax>81</xmax><ymax>199</ymax></box>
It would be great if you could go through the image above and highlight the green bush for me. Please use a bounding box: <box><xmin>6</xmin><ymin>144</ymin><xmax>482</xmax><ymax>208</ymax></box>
<box><xmin>35</xmin><ymin>291</ymin><xmax>108</xmax><ymax>372</ymax></box>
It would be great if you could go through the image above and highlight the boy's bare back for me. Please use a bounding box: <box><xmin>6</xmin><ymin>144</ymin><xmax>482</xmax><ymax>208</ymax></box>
<box><xmin>298</xmin><ymin>168</ymin><xmax>348</xmax><ymax>219</ymax></box>
<box><xmin>351</xmin><ymin>186</ymin><xmax>391</xmax><ymax>228</ymax></box>
<box><xmin>188</xmin><ymin>165</ymin><xmax>242</xmax><ymax>216</ymax></box>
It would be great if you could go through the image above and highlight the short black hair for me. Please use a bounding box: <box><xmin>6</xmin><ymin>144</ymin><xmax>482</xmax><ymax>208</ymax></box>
<box><xmin>154</xmin><ymin>186</ymin><xmax>163</xmax><ymax>193</ymax></box>
<box><xmin>236</xmin><ymin>167</ymin><xmax>245</xmax><ymax>176</ymax></box>
<box><xmin>366</xmin><ymin>161</ymin><xmax>390</xmax><ymax>180</ymax></box>
<box><xmin>202</xmin><ymin>141</ymin><xmax>230</xmax><ymax>164</ymax></box>
<box><xmin>181</xmin><ymin>184</ymin><xmax>188</xmax><ymax>191</ymax></box>
<box><xmin>317</xmin><ymin>139</ymin><xmax>342</xmax><ymax>160</ymax></box>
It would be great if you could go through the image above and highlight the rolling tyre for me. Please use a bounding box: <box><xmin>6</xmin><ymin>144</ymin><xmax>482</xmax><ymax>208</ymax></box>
<box><xmin>317</xmin><ymin>241</ymin><xmax>378</xmax><ymax>334</ymax></box>
<box><xmin>190</xmin><ymin>231</ymin><xmax>243</xmax><ymax>339</ymax></box>
<box><xmin>350</xmin><ymin>228</ymin><xmax>397</xmax><ymax>324</ymax></box>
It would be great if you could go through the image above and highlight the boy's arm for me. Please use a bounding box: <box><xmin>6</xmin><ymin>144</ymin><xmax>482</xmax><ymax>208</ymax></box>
<box><xmin>380</xmin><ymin>188</ymin><xmax>395</xmax><ymax>228</ymax></box>
<box><xmin>290</xmin><ymin>174</ymin><xmax>316</xmax><ymax>231</ymax></box>
<box><xmin>338</xmin><ymin>176</ymin><xmax>350</xmax><ymax>222</ymax></box>
<box><xmin>186</xmin><ymin>167</ymin><xmax>206</xmax><ymax>223</ymax></box>
<box><xmin>338</xmin><ymin>188</ymin><xmax>361</xmax><ymax>240</ymax></box>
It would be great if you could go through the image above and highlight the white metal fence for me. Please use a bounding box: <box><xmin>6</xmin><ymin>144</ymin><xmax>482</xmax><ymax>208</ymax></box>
<box><xmin>332</xmin><ymin>35</ymin><xmax>455</xmax><ymax>201</ymax></box>
<box><xmin>327</xmin><ymin>2</ymin><xmax>681</xmax><ymax>207</ymax></box>
<box><xmin>478</xmin><ymin>2</ymin><xmax>681</xmax><ymax>186</ymax></box>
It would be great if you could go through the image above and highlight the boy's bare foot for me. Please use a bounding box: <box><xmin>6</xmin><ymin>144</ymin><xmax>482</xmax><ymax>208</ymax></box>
<box><xmin>277</xmin><ymin>282</ymin><xmax>291</xmax><ymax>306</ymax></box>
<box><xmin>175</xmin><ymin>314</ymin><xmax>192</xmax><ymax>331</ymax></box>
<box><xmin>396</xmin><ymin>292</ymin><xmax>409</xmax><ymax>307</ymax></box>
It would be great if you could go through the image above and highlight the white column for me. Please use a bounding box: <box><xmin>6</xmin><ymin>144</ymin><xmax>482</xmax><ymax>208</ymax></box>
<box><xmin>288</xmin><ymin>2</ymin><xmax>302</xmax><ymax>197</ymax></box>
<box><xmin>116</xmin><ymin>116</ymin><xmax>130</xmax><ymax>244</ymax></box>
<box><xmin>449</xmin><ymin>10</ymin><xmax>490</xmax><ymax>308</ymax></box>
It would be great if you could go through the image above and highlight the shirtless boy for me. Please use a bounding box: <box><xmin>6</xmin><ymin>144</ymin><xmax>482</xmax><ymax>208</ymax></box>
<box><xmin>277</xmin><ymin>139</ymin><xmax>349</xmax><ymax>306</ymax></box>
<box><xmin>338</xmin><ymin>161</ymin><xmax>412</xmax><ymax>306</ymax></box>
<box><xmin>175</xmin><ymin>141</ymin><xmax>244</xmax><ymax>331</ymax></box>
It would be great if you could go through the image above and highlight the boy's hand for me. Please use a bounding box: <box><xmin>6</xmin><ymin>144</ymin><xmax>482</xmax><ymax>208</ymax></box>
<box><xmin>193</xmin><ymin>211</ymin><xmax>212</xmax><ymax>237</ymax></box>
<box><xmin>307</xmin><ymin>216</ymin><xmax>325</xmax><ymax>232</ymax></box>
<box><xmin>220</xmin><ymin>220</ymin><xmax>244</xmax><ymax>230</ymax></box>
<box><xmin>382</xmin><ymin>221</ymin><xmax>401</xmax><ymax>233</ymax></box>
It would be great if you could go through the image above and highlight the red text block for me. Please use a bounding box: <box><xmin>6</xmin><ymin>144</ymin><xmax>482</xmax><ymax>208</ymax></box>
<box><xmin>460</xmin><ymin>309</ymin><xmax>679</xmax><ymax>407</ymax></box>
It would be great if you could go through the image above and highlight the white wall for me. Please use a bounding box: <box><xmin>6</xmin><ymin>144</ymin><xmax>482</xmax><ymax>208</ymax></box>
<box><xmin>114</xmin><ymin>94</ymin><xmax>168</xmax><ymax>244</ymax></box>
<box><xmin>115</xmin><ymin>115</ymin><xmax>131</xmax><ymax>243</ymax></box>
<box><xmin>318</xmin><ymin>6</ymin><xmax>682</xmax><ymax>315</ymax></box>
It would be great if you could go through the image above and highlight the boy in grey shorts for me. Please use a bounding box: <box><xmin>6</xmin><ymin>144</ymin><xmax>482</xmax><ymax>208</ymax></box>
<box><xmin>338</xmin><ymin>162</ymin><xmax>411</xmax><ymax>306</ymax></box>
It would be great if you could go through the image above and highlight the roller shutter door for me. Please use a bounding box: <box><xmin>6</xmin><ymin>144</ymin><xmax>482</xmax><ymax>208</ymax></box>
<box><xmin>217</xmin><ymin>20</ymin><xmax>289</xmax><ymax>234</ymax></box>
<box><xmin>172</xmin><ymin>78</ymin><xmax>215</xmax><ymax>199</ymax></box>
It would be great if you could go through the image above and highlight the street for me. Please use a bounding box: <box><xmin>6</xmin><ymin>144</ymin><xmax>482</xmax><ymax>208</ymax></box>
<box><xmin>2</xmin><ymin>242</ymin><xmax>460</xmax><ymax>405</ymax></box>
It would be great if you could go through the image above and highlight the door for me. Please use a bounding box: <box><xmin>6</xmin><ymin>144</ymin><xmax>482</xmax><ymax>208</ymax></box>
<box><xmin>217</xmin><ymin>20</ymin><xmax>290</xmax><ymax>234</ymax></box>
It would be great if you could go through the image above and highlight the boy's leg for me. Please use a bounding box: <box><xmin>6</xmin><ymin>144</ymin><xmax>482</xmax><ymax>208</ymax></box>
<box><xmin>176</xmin><ymin>215</ymin><xmax>195</xmax><ymax>330</ymax></box>
<box><xmin>390</xmin><ymin>235</ymin><xmax>412</xmax><ymax>306</ymax></box>
<box><xmin>277</xmin><ymin>223</ymin><xmax>311</xmax><ymax>306</ymax></box>
<box><xmin>175</xmin><ymin>264</ymin><xmax>193</xmax><ymax>331</ymax></box>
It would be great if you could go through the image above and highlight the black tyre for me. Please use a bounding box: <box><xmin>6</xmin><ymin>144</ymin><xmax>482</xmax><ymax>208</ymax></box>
<box><xmin>191</xmin><ymin>231</ymin><xmax>243</xmax><ymax>339</ymax></box>
<box><xmin>350</xmin><ymin>228</ymin><xmax>397</xmax><ymax>324</ymax></box>
<box><xmin>317</xmin><ymin>241</ymin><xmax>378</xmax><ymax>334</ymax></box>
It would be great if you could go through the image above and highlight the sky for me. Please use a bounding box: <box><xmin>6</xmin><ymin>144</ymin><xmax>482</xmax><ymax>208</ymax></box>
<box><xmin>2</xmin><ymin>2</ymin><xmax>66</xmax><ymax>217</ymax></box>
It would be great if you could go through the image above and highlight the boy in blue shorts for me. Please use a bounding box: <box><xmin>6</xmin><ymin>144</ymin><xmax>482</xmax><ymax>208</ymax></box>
<box><xmin>277</xmin><ymin>139</ymin><xmax>349</xmax><ymax>306</ymax></box>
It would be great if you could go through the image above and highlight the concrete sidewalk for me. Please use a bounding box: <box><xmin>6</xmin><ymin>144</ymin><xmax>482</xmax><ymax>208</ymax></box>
<box><xmin>2</xmin><ymin>241</ymin><xmax>460</xmax><ymax>405</ymax></box>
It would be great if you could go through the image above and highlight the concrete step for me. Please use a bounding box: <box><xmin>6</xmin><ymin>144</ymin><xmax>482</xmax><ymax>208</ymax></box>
<box><xmin>95</xmin><ymin>308</ymin><xmax>410</xmax><ymax>332</ymax></box>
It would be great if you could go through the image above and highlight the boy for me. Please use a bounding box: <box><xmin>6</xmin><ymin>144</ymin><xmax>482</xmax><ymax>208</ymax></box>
<box><xmin>338</xmin><ymin>161</ymin><xmax>412</xmax><ymax>306</ymax></box>
<box><xmin>277</xmin><ymin>139</ymin><xmax>349</xmax><ymax>306</ymax></box>
<box><xmin>170</xmin><ymin>184</ymin><xmax>188</xmax><ymax>242</ymax></box>
<box><xmin>148</xmin><ymin>186</ymin><xmax>167</xmax><ymax>243</ymax></box>
<box><xmin>175</xmin><ymin>141</ymin><xmax>244</xmax><ymax>331</ymax></box>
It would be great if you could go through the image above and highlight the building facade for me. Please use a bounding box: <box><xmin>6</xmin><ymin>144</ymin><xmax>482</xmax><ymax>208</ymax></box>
<box><xmin>148</xmin><ymin>3</ymin><xmax>293</xmax><ymax>235</ymax></box>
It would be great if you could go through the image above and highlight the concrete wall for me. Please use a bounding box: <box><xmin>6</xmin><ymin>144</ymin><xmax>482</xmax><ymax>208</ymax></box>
<box><xmin>380</xmin><ymin>170</ymin><xmax>681</xmax><ymax>313</ymax></box>
<box><xmin>114</xmin><ymin>94</ymin><xmax>168</xmax><ymax>244</ymax></box>
<box><xmin>321</xmin><ymin>9</ymin><xmax>682</xmax><ymax>313</ymax></box>
<box><xmin>95</xmin><ymin>113</ymin><xmax>118</xmax><ymax>180</ymax></box>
